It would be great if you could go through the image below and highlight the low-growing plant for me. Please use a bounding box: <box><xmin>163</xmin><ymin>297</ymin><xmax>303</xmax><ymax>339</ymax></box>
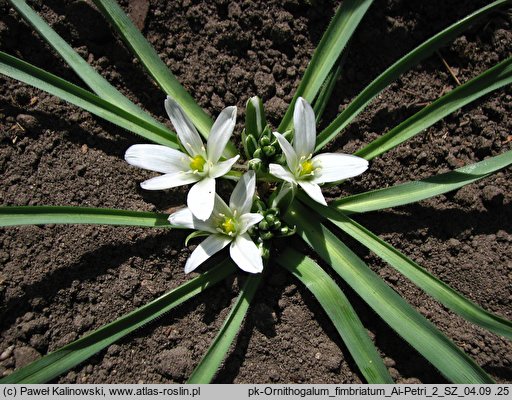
<box><xmin>1</xmin><ymin>0</ymin><xmax>511</xmax><ymax>383</ymax></box>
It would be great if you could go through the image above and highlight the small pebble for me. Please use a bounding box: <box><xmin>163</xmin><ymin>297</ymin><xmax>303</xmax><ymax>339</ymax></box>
<box><xmin>0</xmin><ymin>345</ymin><xmax>14</xmax><ymax>361</ymax></box>
<box><xmin>16</xmin><ymin>114</ymin><xmax>39</xmax><ymax>131</ymax></box>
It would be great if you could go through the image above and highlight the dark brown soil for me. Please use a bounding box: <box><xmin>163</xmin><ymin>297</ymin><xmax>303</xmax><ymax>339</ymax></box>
<box><xmin>1</xmin><ymin>0</ymin><xmax>511</xmax><ymax>384</ymax></box>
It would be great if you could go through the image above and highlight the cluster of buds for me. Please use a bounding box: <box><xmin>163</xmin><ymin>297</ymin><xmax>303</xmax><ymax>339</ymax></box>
<box><xmin>242</xmin><ymin>97</ymin><xmax>291</xmax><ymax>172</ymax></box>
<box><xmin>248</xmin><ymin>181</ymin><xmax>296</xmax><ymax>260</ymax></box>
<box><xmin>251</xmin><ymin>199</ymin><xmax>295</xmax><ymax>241</ymax></box>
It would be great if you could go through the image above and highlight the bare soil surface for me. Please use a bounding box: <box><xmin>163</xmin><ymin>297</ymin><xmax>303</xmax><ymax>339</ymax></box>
<box><xmin>0</xmin><ymin>0</ymin><xmax>511</xmax><ymax>384</ymax></box>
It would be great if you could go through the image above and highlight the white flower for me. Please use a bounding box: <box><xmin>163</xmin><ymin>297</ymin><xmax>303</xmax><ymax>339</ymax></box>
<box><xmin>269</xmin><ymin>97</ymin><xmax>369</xmax><ymax>205</ymax></box>
<box><xmin>169</xmin><ymin>171</ymin><xmax>264</xmax><ymax>274</ymax></box>
<box><xmin>125</xmin><ymin>96</ymin><xmax>239</xmax><ymax>221</ymax></box>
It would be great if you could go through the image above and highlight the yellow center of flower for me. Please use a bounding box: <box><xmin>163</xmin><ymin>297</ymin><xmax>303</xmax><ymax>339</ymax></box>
<box><xmin>220</xmin><ymin>217</ymin><xmax>237</xmax><ymax>235</ymax></box>
<box><xmin>189</xmin><ymin>155</ymin><xmax>206</xmax><ymax>172</ymax></box>
<box><xmin>300</xmin><ymin>160</ymin><xmax>315</xmax><ymax>176</ymax></box>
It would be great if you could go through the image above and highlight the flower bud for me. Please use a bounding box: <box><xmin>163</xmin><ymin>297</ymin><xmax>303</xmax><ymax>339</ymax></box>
<box><xmin>260</xmin><ymin>231</ymin><xmax>274</xmax><ymax>241</ymax></box>
<box><xmin>265</xmin><ymin>214</ymin><xmax>275</xmax><ymax>224</ymax></box>
<box><xmin>243</xmin><ymin>133</ymin><xmax>258</xmax><ymax>157</ymax></box>
<box><xmin>258</xmin><ymin>220</ymin><xmax>270</xmax><ymax>231</ymax></box>
<box><xmin>248</xmin><ymin>158</ymin><xmax>262</xmax><ymax>172</ymax></box>
<box><xmin>259</xmin><ymin>135</ymin><xmax>271</xmax><ymax>146</ymax></box>
<box><xmin>263</xmin><ymin>145</ymin><xmax>276</xmax><ymax>157</ymax></box>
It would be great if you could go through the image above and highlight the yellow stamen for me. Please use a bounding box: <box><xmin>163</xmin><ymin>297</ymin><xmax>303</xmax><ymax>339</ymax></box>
<box><xmin>300</xmin><ymin>160</ymin><xmax>315</xmax><ymax>176</ymax></box>
<box><xmin>189</xmin><ymin>155</ymin><xmax>206</xmax><ymax>172</ymax></box>
<box><xmin>220</xmin><ymin>217</ymin><xmax>236</xmax><ymax>235</ymax></box>
<box><xmin>220</xmin><ymin>218</ymin><xmax>236</xmax><ymax>235</ymax></box>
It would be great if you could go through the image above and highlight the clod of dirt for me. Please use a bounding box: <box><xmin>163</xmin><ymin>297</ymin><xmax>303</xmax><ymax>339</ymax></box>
<box><xmin>15</xmin><ymin>114</ymin><xmax>39</xmax><ymax>132</ymax></box>
<box><xmin>13</xmin><ymin>346</ymin><xmax>40</xmax><ymax>369</ymax></box>
<box><xmin>254</xmin><ymin>71</ymin><xmax>276</xmax><ymax>100</ymax></box>
<box><xmin>129</xmin><ymin>0</ymin><xmax>149</xmax><ymax>31</ymax></box>
<box><xmin>156</xmin><ymin>347</ymin><xmax>193</xmax><ymax>380</ymax></box>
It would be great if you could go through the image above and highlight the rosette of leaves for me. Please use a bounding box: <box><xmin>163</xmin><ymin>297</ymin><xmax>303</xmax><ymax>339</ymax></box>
<box><xmin>1</xmin><ymin>0</ymin><xmax>511</xmax><ymax>384</ymax></box>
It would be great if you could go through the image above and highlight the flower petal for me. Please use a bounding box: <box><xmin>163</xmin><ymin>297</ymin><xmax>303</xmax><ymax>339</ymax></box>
<box><xmin>238</xmin><ymin>213</ymin><xmax>264</xmax><ymax>234</ymax></box>
<box><xmin>298</xmin><ymin>181</ymin><xmax>327</xmax><ymax>206</ymax></box>
<box><xmin>229</xmin><ymin>171</ymin><xmax>256</xmax><ymax>214</ymax></box>
<box><xmin>310</xmin><ymin>153</ymin><xmax>369</xmax><ymax>183</ymax></box>
<box><xmin>212</xmin><ymin>193</ymin><xmax>232</xmax><ymax>218</ymax></box>
<box><xmin>209</xmin><ymin>155</ymin><xmax>240</xmax><ymax>178</ymax></box>
<box><xmin>185</xmin><ymin>234</ymin><xmax>232</xmax><ymax>273</ymax></box>
<box><xmin>230</xmin><ymin>233</ymin><xmax>263</xmax><ymax>273</ymax></box>
<box><xmin>293</xmin><ymin>97</ymin><xmax>316</xmax><ymax>158</ymax></box>
<box><xmin>273</xmin><ymin>132</ymin><xmax>298</xmax><ymax>171</ymax></box>
<box><xmin>269</xmin><ymin>163</ymin><xmax>297</xmax><ymax>183</ymax></box>
<box><xmin>207</xmin><ymin>106</ymin><xmax>237</xmax><ymax>163</ymax></box>
<box><xmin>165</xmin><ymin>96</ymin><xmax>206</xmax><ymax>157</ymax></box>
<box><xmin>141</xmin><ymin>171</ymin><xmax>199</xmax><ymax>190</ymax></box>
<box><xmin>187</xmin><ymin>177</ymin><xmax>216</xmax><ymax>221</ymax></box>
<box><xmin>125</xmin><ymin>144</ymin><xmax>189</xmax><ymax>174</ymax></box>
<box><xmin>168</xmin><ymin>207</ymin><xmax>217</xmax><ymax>233</ymax></box>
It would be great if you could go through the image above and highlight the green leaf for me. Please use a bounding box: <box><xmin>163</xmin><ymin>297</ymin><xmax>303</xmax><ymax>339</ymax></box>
<box><xmin>277</xmin><ymin>0</ymin><xmax>374</xmax><ymax>132</ymax></box>
<box><xmin>187</xmin><ymin>274</ymin><xmax>262</xmax><ymax>383</ymax></box>
<box><xmin>312</xmin><ymin>54</ymin><xmax>345</xmax><ymax>122</ymax></box>
<box><xmin>278</xmin><ymin>248</ymin><xmax>393</xmax><ymax>383</ymax></box>
<box><xmin>302</xmin><ymin>197</ymin><xmax>512</xmax><ymax>339</ymax></box>
<box><xmin>0</xmin><ymin>206</ymin><xmax>171</xmax><ymax>227</ymax></box>
<box><xmin>356</xmin><ymin>56</ymin><xmax>512</xmax><ymax>160</ymax></box>
<box><xmin>333</xmin><ymin>150</ymin><xmax>512</xmax><ymax>214</ymax></box>
<box><xmin>245</xmin><ymin>96</ymin><xmax>267</xmax><ymax>139</ymax></box>
<box><xmin>285</xmin><ymin>201</ymin><xmax>494</xmax><ymax>383</ymax></box>
<box><xmin>0</xmin><ymin>260</ymin><xmax>237</xmax><ymax>384</ymax></box>
<box><xmin>0</xmin><ymin>51</ymin><xmax>179</xmax><ymax>148</ymax></box>
<box><xmin>9</xmin><ymin>0</ymin><xmax>173</xmax><ymax>137</ymax></box>
<box><xmin>315</xmin><ymin>0</ymin><xmax>510</xmax><ymax>151</ymax></box>
<box><xmin>91</xmin><ymin>0</ymin><xmax>237</xmax><ymax>157</ymax></box>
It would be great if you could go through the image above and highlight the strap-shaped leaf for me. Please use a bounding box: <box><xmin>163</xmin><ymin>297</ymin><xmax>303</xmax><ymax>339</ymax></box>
<box><xmin>9</xmin><ymin>0</ymin><xmax>173</xmax><ymax>137</ymax></box>
<box><xmin>0</xmin><ymin>260</ymin><xmax>237</xmax><ymax>384</ymax></box>
<box><xmin>278</xmin><ymin>248</ymin><xmax>393</xmax><ymax>383</ymax></box>
<box><xmin>0</xmin><ymin>51</ymin><xmax>179</xmax><ymax>148</ymax></box>
<box><xmin>188</xmin><ymin>274</ymin><xmax>262</xmax><ymax>384</ymax></box>
<box><xmin>277</xmin><ymin>0</ymin><xmax>374</xmax><ymax>132</ymax></box>
<box><xmin>91</xmin><ymin>0</ymin><xmax>237</xmax><ymax>157</ymax></box>
<box><xmin>315</xmin><ymin>0</ymin><xmax>510</xmax><ymax>151</ymax></box>
<box><xmin>285</xmin><ymin>201</ymin><xmax>494</xmax><ymax>383</ymax></box>
<box><xmin>333</xmin><ymin>150</ymin><xmax>512</xmax><ymax>214</ymax></box>
<box><xmin>0</xmin><ymin>206</ymin><xmax>172</xmax><ymax>227</ymax></box>
<box><xmin>356</xmin><ymin>56</ymin><xmax>512</xmax><ymax>160</ymax></box>
<box><xmin>312</xmin><ymin>56</ymin><xmax>345</xmax><ymax>123</ymax></box>
<box><xmin>302</xmin><ymin>197</ymin><xmax>512</xmax><ymax>339</ymax></box>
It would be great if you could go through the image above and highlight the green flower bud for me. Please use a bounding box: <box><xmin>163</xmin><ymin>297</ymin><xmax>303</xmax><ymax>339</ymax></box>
<box><xmin>244</xmin><ymin>133</ymin><xmax>259</xmax><ymax>157</ymax></box>
<box><xmin>278</xmin><ymin>225</ymin><xmax>296</xmax><ymax>237</ymax></box>
<box><xmin>259</xmin><ymin>135</ymin><xmax>271</xmax><ymax>146</ymax></box>
<box><xmin>258</xmin><ymin>220</ymin><xmax>270</xmax><ymax>231</ymax></box>
<box><xmin>263</xmin><ymin>145</ymin><xmax>276</xmax><ymax>157</ymax></box>
<box><xmin>265</xmin><ymin>214</ymin><xmax>275</xmax><ymax>224</ymax></box>
<box><xmin>261</xmin><ymin>231</ymin><xmax>274</xmax><ymax>241</ymax></box>
<box><xmin>248</xmin><ymin>159</ymin><xmax>263</xmax><ymax>172</ymax></box>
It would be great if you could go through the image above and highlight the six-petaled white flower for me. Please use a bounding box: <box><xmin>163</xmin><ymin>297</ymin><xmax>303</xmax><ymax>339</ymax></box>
<box><xmin>269</xmin><ymin>97</ymin><xmax>368</xmax><ymax>205</ymax></box>
<box><xmin>125</xmin><ymin>96</ymin><xmax>239</xmax><ymax>221</ymax></box>
<box><xmin>169</xmin><ymin>171</ymin><xmax>264</xmax><ymax>274</ymax></box>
